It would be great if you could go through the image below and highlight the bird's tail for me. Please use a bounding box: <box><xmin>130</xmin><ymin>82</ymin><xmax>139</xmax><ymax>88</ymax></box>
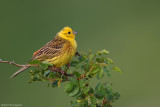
<box><xmin>10</xmin><ymin>65</ymin><xmax>30</xmax><ymax>78</ymax></box>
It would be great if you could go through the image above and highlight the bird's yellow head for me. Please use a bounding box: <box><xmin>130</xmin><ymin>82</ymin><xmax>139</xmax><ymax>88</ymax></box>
<box><xmin>58</xmin><ymin>27</ymin><xmax>77</xmax><ymax>40</ymax></box>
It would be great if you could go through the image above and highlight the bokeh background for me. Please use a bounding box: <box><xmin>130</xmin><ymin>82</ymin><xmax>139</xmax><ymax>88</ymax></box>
<box><xmin>0</xmin><ymin>0</ymin><xmax>160</xmax><ymax>107</ymax></box>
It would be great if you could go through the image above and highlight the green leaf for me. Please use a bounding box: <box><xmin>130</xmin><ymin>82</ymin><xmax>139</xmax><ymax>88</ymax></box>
<box><xmin>78</xmin><ymin>55</ymin><xmax>86</xmax><ymax>62</ymax></box>
<box><xmin>102</xmin><ymin>49</ymin><xmax>109</xmax><ymax>54</ymax></box>
<box><xmin>71</xmin><ymin>61</ymin><xmax>79</xmax><ymax>67</ymax></box>
<box><xmin>95</xmin><ymin>91</ymin><xmax>105</xmax><ymax>99</ymax></box>
<box><xmin>26</xmin><ymin>49</ymin><xmax>121</xmax><ymax>106</ymax></box>
<box><xmin>90</xmin><ymin>67</ymin><xmax>99</xmax><ymax>74</ymax></box>
<box><xmin>28</xmin><ymin>60</ymin><xmax>50</xmax><ymax>70</ymax></box>
<box><xmin>68</xmin><ymin>86</ymin><xmax>79</xmax><ymax>97</ymax></box>
<box><xmin>73</xmin><ymin>71</ymin><xmax>81</xmax><ymax>78</ymax></box>
<box><xmin>106</xmin><ymin>58</ymin><xmax>114</xmax><ymax>64</ymax></box>
<box><xmin>79</xmin><ymin>100</ymin><xmax>88</xmax><ymax>107</ymax></box>
<box><xmin>73</xmin><ymin>89</ymin><xmax>82</xmax><ymax>97</ymax></box>
<box><xmin>90</xmin><ymin>96</ymin><xmax>96</xmax><ymax>104</ymax></box>
<box><xmin>112</xmin><ymin>66</ymin><xmax>122</xmax><ymax>73</ymax></box>
<box><xmin>89</xmin><ymin>54</ymin><xmax>94</xmax><ymax>61</ymax></box>
<box><xmin>68</xmin><ymin>78</ymin><xmax>78</xmax><ymax>85</ymax></box>
<box><xmin>95</xmin><ymin>83</ymin><xmax>101</xmax><ymax>92</ymax></box>
<box><xmin>83</xmin><ymin>87</ymin><xmax>90</xmax><ymax>95</ymax></box>
<box><xmin>104</xmin><ymin>69</ymin><xmax>111</xmax><ymax>77</ymax></box>
<box><xmin>90</xmin><ymin>103</ymin><xmax>96</xmax><ymax>107</ymax></box>
<box><xmin>28</xmin><ymin>60</ymin><xmax>40</xmax><ymax>65</ymax></box>
<box><xmin>107</xmin><ymin>94</ymin><xmax>114</xmax><ymax>101</ymax></box>
<box><xmin>71</xmin><ymin>101</ymin><xmax>78</xmax><ymax>107</ymax></box>
<box><xmin>89</xmin><ymin>88</ymin><xmax>94</xmax><ymax>94</ymax></box>
<box><xmin>114</xmin><ymin>92</ymin><xmax>120</xmax><ymax>100</ymax></box>
<box><xmin>97</xmin><ymin>67</ymin><xmax>104</xmax><ymax>79</ymax></box>
<box><xmin>64</xmin><ymin>83</ymin><xmax>74</xmax><ymax>93</ymax></box>
<box><xmin>39</xmin><ymin>63</ymin><xmax>48</xmax><ymax>70</ymax></box>
<box><xmin>79</xmin><ymin>79</ymin><xmax>86</xmax><ymax>88</ymax></box>
<box><xmin>42</xmin><ymin>61</ymin><xmax>53</xmax><ymax>66</ymax></box>
<box><xmin>97</xmin><ymin>49</ymin><xmax>109</xmax><ymax>55</ymax></box>
<box><xmin>95</xmin><ymin>83</ymin><xmax>106</xmax><ymax>99</ymax></box>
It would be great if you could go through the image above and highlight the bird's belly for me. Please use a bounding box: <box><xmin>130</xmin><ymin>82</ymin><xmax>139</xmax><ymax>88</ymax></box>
<box><xmin>47</xmin><ymin>49</ymin><xmax>76</xmax><ymax>67</ymax></box>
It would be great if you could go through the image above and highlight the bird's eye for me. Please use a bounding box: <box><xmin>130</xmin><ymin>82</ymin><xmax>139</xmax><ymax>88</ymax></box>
<box><xmin>68</xmin><ymin>32</ymin><xmax>71</xmax><ymax>34</ymax></box>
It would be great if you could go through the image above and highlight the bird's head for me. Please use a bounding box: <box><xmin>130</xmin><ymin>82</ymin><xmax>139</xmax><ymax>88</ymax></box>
<box><xmin>58</xmin><ymin>26</ymin><xmax>77</xmax><ymax>40</ymax></box>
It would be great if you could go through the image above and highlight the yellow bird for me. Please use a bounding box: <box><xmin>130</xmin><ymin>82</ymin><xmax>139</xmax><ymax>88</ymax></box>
<box><xmin>10</xmin><ymin>26</ymin><xmax>77</xmax><ymax>78</ymax></box>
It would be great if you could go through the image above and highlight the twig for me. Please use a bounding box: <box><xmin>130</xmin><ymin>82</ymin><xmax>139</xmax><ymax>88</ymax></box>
<box><xmin>0</xmin><ymin>60</ymin><xmax>73</xmax><ymax>77</ymax></box>
<box><xmin>0</xmin><ymin>60</ymin><xmax>39</xmax><ymax>67</ymax></box>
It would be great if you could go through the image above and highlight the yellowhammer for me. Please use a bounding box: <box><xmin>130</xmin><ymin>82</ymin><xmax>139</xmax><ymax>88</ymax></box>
<box><xmin>10</xmin><ymin>26</ymin><xmax>77</xmax><ymax>78</ymax></box>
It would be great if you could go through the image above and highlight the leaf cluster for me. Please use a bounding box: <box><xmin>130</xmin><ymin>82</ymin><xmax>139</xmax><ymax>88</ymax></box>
<box><xmin>27</xmin><ymin>49</ymin><xmax>121</xmax><ymax>107</ymax></box>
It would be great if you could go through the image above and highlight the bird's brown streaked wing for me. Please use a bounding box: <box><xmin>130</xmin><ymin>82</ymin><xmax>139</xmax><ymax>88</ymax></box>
<box><xmin>32</xmin><ymin>36</ymin><xmax>67</xmax><ymax>60</ymax></box>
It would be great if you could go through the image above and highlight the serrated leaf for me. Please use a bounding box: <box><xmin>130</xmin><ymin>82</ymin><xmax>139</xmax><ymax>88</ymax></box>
<box><xmin>106</xmin><ymin>58</ymin><xmax>114</xmax><ymax>64</ymax></box>
<box><xmin>83</xmin><ymin>87</ymin><xmax>90</xmax><ymax>95</ymax></box>
<box><xmin>64</xmin><ymin>83</ymin><xmax>74</xmax><ymax>93</ymax></box>
<box><xmin>73</xmin><ymin>89</ymin><xmax>82</xmax><ymax>97</ymax></box>
<box><xmin>95</xmin><ymin>83</ymin><xmax>106</xmax><ymax>100</ymax></box>
<box><xmin>68</xmin><ymin>86</ymin><xmax>79</xmax><ymax>97</ymax></box>
<box><xmin>79</xmin><ymin>79</ymin><xmax>85</xmax><ymax>88</ymax></box>
<box><xmin>107</xmin><ymin>94</ymin><xmax>114</xmax><ymax>101</ymax></box>
<box><xmin>95</xmin><ymin>87</ymin><xmax>106</xmax><ymax>99</ymax></box>
<box><xmin>90</xmin><ymin>67</ymin><xmax>99</xmax><ymax>74</ymax></box>
<box><xmin>97</xmin><ymin>67</ymin><xmax>104</xmax><ymax>79</ymax></box>
<box><xmin>112</xmin><ymin>66</ymin><xmax>122</xmax><ymax>73</ymax></box>
<box><xmin>68</xmin><ymin>78</ymin><xmax>78</xmax><ymax>85</ymax></box>
<box><xmin>95</xmin><ymin>92</ymin><xmax>104</xmax><ymax>99</ymax></box>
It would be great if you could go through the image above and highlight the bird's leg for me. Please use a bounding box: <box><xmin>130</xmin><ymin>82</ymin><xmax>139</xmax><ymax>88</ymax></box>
<box><xmin>48</xmin><ymin>66</ymin><xmax>56</xmax><ymax>71</ymax></box>
<box><xmin>53</xmin><ymin>67</ymin><xmax>65</xmax><ymax>77</ymax></box>
<box><xmin>48</xmin><ymin>67</ymin><xmax>64</xmax><ymax>79</ymax></box>
<box><xmin>67</xmin><ymin>63</ymin><xmax>70</xmax><ymax>69</ymax></box>
<box><xmin>48</xmin><ymin>66</ymin><xmax>74</xmax><ymax>78</ymax></box>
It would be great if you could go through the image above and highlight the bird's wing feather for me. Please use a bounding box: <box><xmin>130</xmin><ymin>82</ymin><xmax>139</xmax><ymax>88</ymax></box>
<box><xmin>32</xmin><ymin>36</ymin><xmax>67</xmax><ymax>61</ymax></box>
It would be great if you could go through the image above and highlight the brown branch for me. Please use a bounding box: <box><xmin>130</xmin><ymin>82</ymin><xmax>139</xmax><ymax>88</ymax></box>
<box><xmin>0</xmin><ymin>60</ymin><xmax>73</xmax><ymax>77</ymax></box>
<box><xmin>0</xmin><ymin>60</ymin><xmax>39</xmax><ymax>67</ymax></box>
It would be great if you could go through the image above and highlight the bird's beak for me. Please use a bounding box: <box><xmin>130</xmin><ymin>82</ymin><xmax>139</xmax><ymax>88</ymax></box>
<box><xmin>73</xmin><ymin>31</ymin><xmax>77</xmax><ymax>34</ymax></box>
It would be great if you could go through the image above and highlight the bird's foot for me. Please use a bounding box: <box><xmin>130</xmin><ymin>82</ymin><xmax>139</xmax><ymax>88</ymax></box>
<box><xmin>67</xmin><ymin>63</ymin><xmax>70</xmax><ymax>69</ymax></box>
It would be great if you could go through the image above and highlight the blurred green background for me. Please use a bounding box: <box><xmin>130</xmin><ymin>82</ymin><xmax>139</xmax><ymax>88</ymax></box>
<box><xmin>0</xmin><ymin>0</ymin><xmax>160</xmax><ymax>107</ymax></box>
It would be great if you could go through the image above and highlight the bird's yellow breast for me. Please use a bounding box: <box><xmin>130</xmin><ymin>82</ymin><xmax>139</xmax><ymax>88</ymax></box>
<box><xmin>47</xmin><ymin>39</ymin><xmax>77</xmax><ymax>67</ymax></box>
